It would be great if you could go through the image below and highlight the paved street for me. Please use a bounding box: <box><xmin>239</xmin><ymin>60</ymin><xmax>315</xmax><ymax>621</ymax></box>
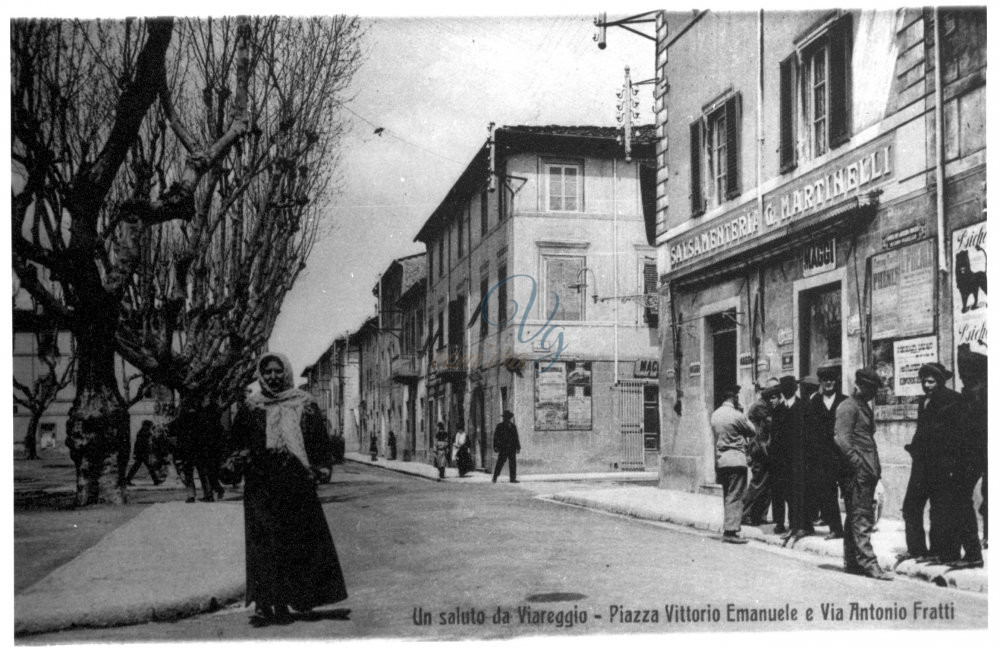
<box><xmin>19</xmin><ymin>462</ymin><xmax>987</xmax><ymax>643</ymax></box>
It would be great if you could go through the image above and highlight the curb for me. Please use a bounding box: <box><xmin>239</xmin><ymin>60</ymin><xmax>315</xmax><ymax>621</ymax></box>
<box><xmin>15</xmin><ymin>502</ymin><xmax>246</xmax><ymax>636</ymax></box>
<box><xmin>547</xmin><ymin>491</ymin><xmax>988</xmax><ymax>594</ymax></box>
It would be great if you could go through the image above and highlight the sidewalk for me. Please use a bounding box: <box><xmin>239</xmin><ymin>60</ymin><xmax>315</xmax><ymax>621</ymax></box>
<box><xmin>545</xmin><ymin>486</ymin><xmax>988</xmax><ymax>594</ymax></box>
<box><xmin>343</xmin><ymin>452</ymin><xmax>660</xmax><ymax>484</ymax></box>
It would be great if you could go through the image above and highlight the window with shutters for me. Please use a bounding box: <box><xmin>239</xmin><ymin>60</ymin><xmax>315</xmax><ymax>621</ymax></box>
<box><xmin>544</xmin><ymin>255</ymin><xmax>585</xmax><ymax>321</ymax></box>
<box><xmin>642</xmin><ymin>259</ymin><xmax>659</xmax><ymax>328</ymax></box>
<box><xmin>780</xmin><ymin>13</ymin><xmax>852</xmax><ymax>172</ymax></box>
<box><xmin>690</xmin><ymin>92</ymin><xmax>741</xmax><ymax>216</ymax></box>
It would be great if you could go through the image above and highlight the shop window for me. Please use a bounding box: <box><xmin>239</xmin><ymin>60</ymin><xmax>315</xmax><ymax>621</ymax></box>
<box><xmin>799</xmin><ymin>282</ymin><xmax>842</xmax><ymax>378</ymax></box>
<box><xmin>544</xmin><ymin>255</ymin><xmax>585</xmax><ymax>321</ymax></box>
<box><xmin>779</xmin><ymin>13</ymin><xmax>852</xmax><ymax>172</ymax></box>
<box><xmin>690</xmin><ymin>93</ymin><xmax>742</xmax><ymax>216</ymax></box>
<box><xmin>543</xmin><ymin>161</ymin><xmax>582</xmax><ymax>212</ymax></box>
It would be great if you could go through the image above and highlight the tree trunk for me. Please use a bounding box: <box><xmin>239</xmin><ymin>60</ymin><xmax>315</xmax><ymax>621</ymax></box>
<box><xmin>66</xmin><ymin>316</ymin><xmax>130</xmax><ymax>506</ymax></box>
<box><xmin>22</xmin><ymin>413</ymin><xmax>41</xmax><ymax>460</ymax></box>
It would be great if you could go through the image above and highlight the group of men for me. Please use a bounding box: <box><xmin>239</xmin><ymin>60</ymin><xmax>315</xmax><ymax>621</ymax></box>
<box><xmin>711</xmin><ymin>352</ymin><xmax>987</xmax><ymax>580</ymax></box>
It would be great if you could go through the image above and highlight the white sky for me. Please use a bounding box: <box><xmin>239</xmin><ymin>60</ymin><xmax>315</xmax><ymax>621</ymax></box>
<box><xmin>265</xmin><ymin>10</ymin><xmax>658</xmax><ymax>374</ymax></box>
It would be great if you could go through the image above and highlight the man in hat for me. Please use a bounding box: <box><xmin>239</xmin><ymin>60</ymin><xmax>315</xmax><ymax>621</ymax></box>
<box><xmin>710</xmin><ymin>385</ymin><xmax>755</xmax><ymax>544</ymax></box>
<box><xmin>742</xmin><ymin>379</ymin><xmax>782</xmax><ymax>526</ymax></box>
<box><xmin>492</xmin><ymin>410</ymin><xmax>521</xmax><ymax>483</ymax></box>
<box><xmin>804</xmin><ymin>361</ymin><xmax>847</xmax><ymax>540</ymax></box>
<box><xmin>900</xmin><ymin>361</ymin><xmax>966</xmax><ymax>563</ymax></box>
<box><xmin>771</xmin><ymin>375</ymin><xmax>810</xmax><ymax>540</ymax></box>
<box><xmin>956</xmin><ymin>344</ymin><xmax>987</xmax><ymax>562</ymax></box>
<box><xmin>834</xmin><ymin>367</ymin><xmax>892</xmax><ymax>579</ymax></box>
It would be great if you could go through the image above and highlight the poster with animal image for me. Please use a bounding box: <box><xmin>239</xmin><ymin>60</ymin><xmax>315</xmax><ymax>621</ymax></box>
<box><xmin>952</xmin><ymin>221</ymin><xmax>987</xmax><ymax>390</ymax></box>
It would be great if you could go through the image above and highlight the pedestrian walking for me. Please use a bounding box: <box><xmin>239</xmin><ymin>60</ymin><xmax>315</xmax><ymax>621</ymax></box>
<box><xmin>170</xmin><ymin>401</ymin><xmax>226</xmax><ymax>503</ymax></box>
<box><xmin>434</xmin><ymin>422</ymin><xmax>449</xmax><ymax>479</ymax></box>
<box><xmin>369</xmin><ymin>432</ymin><xmax>379</xmax><ymax>462</ymax></box>
<box><xmin>453</xmin><ymin>424</ymin><xmax>474</xmax><ymax>477</ymax></box>
<box><xmin>222</xmin><ymin>352</ymin><xmax>347</xmax><ymax>627</ymax></box>
<box><xmin>742</xmin><ymin>380</ymin><xmax>781</xmax><ymax>526</ymax></box>
<box><xmin>125</xmin><ymin>420</ymin><xmax>164</xmax><ymax>486</ymax></box>
<box><xmin>834</xmin><ymin>367</ymin><xmax>892</xmax><ymax>580</ymax></box>
<box><xmin>388</xmin><ymin>430</ymin><xmax>398</xmax><ymax>460</ymax></box>
<box><xmin>772</xmin><ymin>375</ymin><xmax>811</xmax><ymax>541</ymax></box>
<box><xmin>711</xmin><ymin>386</ymin><xmax>755</xmax><ymax>544</ymax></box>
<box><xmin>900</xmin><ymin>362</ymin><xmax>966</xmax><ymax>564</ymax></box>
<box><xmin>804</xmin><ymin>361</ymin><xmax>847</xmax><ymax>540</ymax></box>
<box><xmin>492</xmin><ymin>410</ymin><xmax>520</xmax><ymax>483</ymax></box>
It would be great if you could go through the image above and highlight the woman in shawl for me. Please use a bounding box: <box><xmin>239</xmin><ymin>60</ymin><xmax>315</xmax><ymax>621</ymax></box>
<box><xmin>433</xmin><ymin>422</ymin><xmax>449</xmax><ymax>479</ymax></box>
<box><xmin>223</xmin><ymin>352</ymin><xmax>348</xmax><ymax>626</ymax></box>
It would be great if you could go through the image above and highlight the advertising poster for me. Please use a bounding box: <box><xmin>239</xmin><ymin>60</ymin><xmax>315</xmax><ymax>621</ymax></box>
<box><xmin>566</xmin><ymin>361</ymin><xmax>593</xmax><ymax>429</ymax></box>
<box><xmin>893</xmin><ymin>336</ymin><xmax>938</xmax><ymax>397</ymax></box>
<box><xmin>952</xmin><ymin>222</ymin><xmax>988</xmax><ymax>390</ymax></box>
<box><xmin>871</xmin><ymin>239</ymin><xmax>935</xmax><ymax>339</ymax></box>
<box><xmin>534</xmin><ymin>362</ymin><xmax>568</xmax><ymax>430</ymax></box>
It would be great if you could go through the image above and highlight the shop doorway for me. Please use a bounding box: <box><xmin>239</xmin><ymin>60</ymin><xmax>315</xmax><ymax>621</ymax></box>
<box><xmin>798</xmin><ymin>282</ymin><xmax>842</xmax><ymax>378</ymax></box>
<box><xmin>708</xmin><ymin>310</ymin><xmax>738</xmax><ymax>409</ymax></box>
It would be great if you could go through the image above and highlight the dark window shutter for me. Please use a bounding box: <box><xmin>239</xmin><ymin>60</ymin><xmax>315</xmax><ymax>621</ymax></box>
<box><xmin>724</xmin><ymin>93</ymin><xmax>741</xmax><ymax>200</ymax></box>
<box><xmin>828</xmin><ymin>13</ymin><xmax>852</xmax><ymax>149</ymax></box>
<box><xmin>689</xmin><ymin>121</ymin><xmax>704</xmax><ymax>216</ymax></box>
<box><xmin>639</xmin><ymin>163</ymin><xmax>657</xmax><ymax>245</ymax></box>
<box><xmin>643</xmin><ymin>261</ymin><xmax>659</xmax><ymax>327</ymax></box>
<box><xmin>779</xmin><ymin>55</ymin><xmax>796</xmax><ymax>172</ymax></box>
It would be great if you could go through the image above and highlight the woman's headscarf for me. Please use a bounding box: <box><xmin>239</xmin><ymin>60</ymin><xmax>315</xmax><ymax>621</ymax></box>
<box><xmin>246</xmin><ymin>352</ymin><xmax>313</xmax><ymax>470</ymax></box>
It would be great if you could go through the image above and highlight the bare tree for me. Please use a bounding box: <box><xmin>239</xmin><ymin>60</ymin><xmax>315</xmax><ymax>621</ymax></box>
<box><xmin>12</xmin><ymin>18</ymin><xmax>253</xmax><ymax>505</ymax></box>
<box><xmin>12</xmin><ymin>17</ymin><xmax>364</xmax><ymax>505</ymax></box>
<box><xmin>13</xmin><ymin>308</ymin><xmax>77</xmax><ymax>460</ymax></box>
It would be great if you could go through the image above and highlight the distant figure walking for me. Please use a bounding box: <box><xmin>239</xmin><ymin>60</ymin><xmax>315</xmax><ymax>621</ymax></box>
<box><xmin>388</xmin><ymin>430</ymin><xmax>398</xmax><ymax>460</ymax></box>
<box><xmin>369</xmin><ymin>432</ymin><xmax>379</xmax><ymax>462</ymax></box>
<box><xmin>492</xmin><ymin>410</ymin><xmax>520</xmax><ymax>483</ymax></box>
<box><xmin>126</xmin><ymin>420</ymin><xmax>164</xmax><ymax>486</ymax></box>
<box><xmin>454</xmin><ymin>425</ymin><xmax>474</xmax><ymax>477</ymax></box>
<box><xmin>434</xmin><ymin>422</ymin><xmax>449</xmax><ymax>479</ymax></box>
<box><xmin>223</xmin><ymin>352</ymin><xmax>348</xmax><ymax>627</ymax></box>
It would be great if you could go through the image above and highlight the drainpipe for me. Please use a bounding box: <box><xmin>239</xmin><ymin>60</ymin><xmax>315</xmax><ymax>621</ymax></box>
<box><xmin>933</xmin><ymin>8</ymin><xmax>948</xmax><ymax>275</ymax></box>
<box><xmin>613</xmin><ymin>158</ymin><xmax>620</xmax><ymax>385</ymax></box>
<box><xmin>755</xmin><ymin>10</ymin><xmax>764</xmax><ymax>387</ymax></box>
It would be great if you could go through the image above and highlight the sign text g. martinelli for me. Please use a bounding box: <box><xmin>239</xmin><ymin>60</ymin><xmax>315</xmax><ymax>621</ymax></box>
<box><xmin>670</xmin><ymin>134</ymin><xmax>894</xmax><ymax>270</ymax></box>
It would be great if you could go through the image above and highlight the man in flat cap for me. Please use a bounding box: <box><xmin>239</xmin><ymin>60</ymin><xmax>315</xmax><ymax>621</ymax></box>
<box><xmin>804</xmin><ymin>361</ymin><xmax>847</xmax><ymax>540</ymax></box>
<box><xmin>492</xmin><ymin>410</ymin><xmax>521</xmax><ymax>483</ymax></box>
<box><xmin>834</xmin><ymin>367</ymin><xmax>892</xmax><ymax>580</ymax></box>
<box><xmin>771</xmin><ymin>375</ymin><xmax>810</xmax><ymax>541</ymax></box>
<box><xmin>900</xmin><ymin>361</ymin><xmax>966</xmax><ymax>563</ymax></box>
<box><xmin>742</xmin><ymin>379</ymin><xmax>782</xmax><ymax>526</ymax></box>
<box><xmin>711</xmin><ymin>385</ymin><xmax>755</xmax><ymax>544</ymax></box>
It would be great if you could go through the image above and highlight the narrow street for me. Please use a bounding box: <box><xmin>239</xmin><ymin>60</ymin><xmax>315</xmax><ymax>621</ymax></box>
<box><xmin>20</xmin><ymin>462</ymin><xmax>987</xmax><ymax>643</ymax></box>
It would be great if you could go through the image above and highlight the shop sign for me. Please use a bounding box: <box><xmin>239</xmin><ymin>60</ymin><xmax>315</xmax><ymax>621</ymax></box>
<box><xmin>952</xmin><ymin>221</ymin><xmax>988</xmax><ymax>390</ymax></box>
<box><xmin>777</xmin><ymin>328</ymin><xmax>794</xmax><ymax>346</ymax></box>
<box><xmin>893</xmin><ymin>336</ymin><xmax>938</xmax><ymax>397</ymax></box>
<box><xmin>846</xmin><ymin>314</ymin><xmax>862</xmax><ymax>336</ymax></box>
<box><xmin>633</xmin><ymin>359</ymin><xmax>660</xmax><ymax>379</ymax></box>
<box><xmin>688</xmin><ymin>362</ymin><xmax>701</xmax><ymax>377</ymax></box>
<box><xmin>668</xmin><ymin>133</ymin><xmax>894</xmax><ymax>271</ymax></box>
<box><xmin>871</xmin><ymin>239</ymin><xmax>935</xmax><ymax>340</ymax></box>
<box><xmin>883</xmin><ymin>225</ymin><xmax>924</xmax><ymax>249</ymax></box>
<box><xmin>664</xmin><ymin>368</ymin><xmax>676</xmax><ymax>379</ymax></box>
<box><xmin>738</xmin><ymin>353</ymin><xmax>754</xmax><ymax>369</ymax></box>
<box><xmin>781</xmin><ymin>353</ymin><xmax>794</xmax><ymax>372</ymax></box>
<box><xmin>756</xmin><ymin>358</ymin><xmax>770</xmax><ymax>372</ymax></box>
<box><xmin>802</xmin><ymin>238</ymin><xmax>836</xmax><ymax>277</ymax></box>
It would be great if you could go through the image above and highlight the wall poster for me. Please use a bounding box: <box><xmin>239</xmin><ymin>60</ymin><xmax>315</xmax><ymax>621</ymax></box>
<box><xmin>893</xmin><ymin>336</ymin><xmax>938</xmax><ymax>397</ymax></box>
<box><xmin>952</xmin><ymin>221</ymin><xmax>988</xmax><ymax>390</ymax></box>
<box><xmin>534</xmin><ymin>361</ymin><xmax>592</xmax><ymax>431</ymax></box>
<box><xmin>870</xmin><ymin>238</ymin><xmax>935</xmax><ymax>340</ymax></box>
<box><xmin>872</xmin><ymin>336</ymin><xmax>938</xmax><ymax>421</ymax></box>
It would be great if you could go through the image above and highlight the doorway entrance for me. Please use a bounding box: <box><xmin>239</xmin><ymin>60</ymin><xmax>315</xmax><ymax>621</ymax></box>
<box><xmin>708</xmin><ymin>310</ymin><xmax>737</xmax><ymax>409</ymax></box>
<box><xmin>798</xmin><ymin>282</ymin><xmax>842</xmax><ymax>378</ymax></box>
<box><xmin>643</xmin><ymin>384</ymin><xmax>660</xmax><ymax>451</ymax></box>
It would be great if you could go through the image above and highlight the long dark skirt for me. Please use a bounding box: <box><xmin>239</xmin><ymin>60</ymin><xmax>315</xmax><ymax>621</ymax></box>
<box><xmin>243</xmin><ymin>451</ymin><xmax>347</xmax><ymax>610</ymax></box>
<box><xmin>456</xmin><ymin>445</ymin><xmax>474</xmax><ymax>476</ymax></box>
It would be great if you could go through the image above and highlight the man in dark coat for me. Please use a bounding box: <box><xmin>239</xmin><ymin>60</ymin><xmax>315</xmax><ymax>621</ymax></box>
<box><xmin>900</xmin><ymin>362</ymin><xmax>966</xmax><ymax>562</ymax></box>
<box><xmin>742</xmin><ymin>380</ymin><xmax>781</xmax><ymax>526</ymax></box>
<box><xmin>126</xmin><ymin>420</ymin><xmax>164</xmax><ymax>486</ymax></box>
<box><xmin>952</xmin><ymin>345</ymin><xmax>987</xmax><ymax>567</ymax></box>
<box><xmin>492</xmin><ymin>410</ymin><xmax>521</xmax><ymax>483</ymax></box>
<box><xmin>771</xmin><ymin>375</ymin><xmax>810</xmax><ymax>540</ymax></box>
<box><xmin>804</xmin><ymin>361</ymin><xmax>847</xmax><ymax>540</ymax></box>
<box><xmin>711</xmin><ymin>386</ymin><xmax>755</xmax><ymax>544</ymax></box>
<box><xmin>834</xmin><ymin>367</ymin><xmax>892</xmax><ymax>580</ymax></box>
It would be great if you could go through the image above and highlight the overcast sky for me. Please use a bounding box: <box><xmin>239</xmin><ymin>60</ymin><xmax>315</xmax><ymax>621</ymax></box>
<box><xmin>265</xmin><ymin>11</ymin><xmax>658</xmax><ymax>375</ymax></box>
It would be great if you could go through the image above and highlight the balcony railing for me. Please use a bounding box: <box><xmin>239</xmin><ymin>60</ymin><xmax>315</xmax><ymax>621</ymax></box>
<box><xmin>390</xmin><ymin>353</ymin><xmax>421</xmax><ymax>383</ymax></box>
